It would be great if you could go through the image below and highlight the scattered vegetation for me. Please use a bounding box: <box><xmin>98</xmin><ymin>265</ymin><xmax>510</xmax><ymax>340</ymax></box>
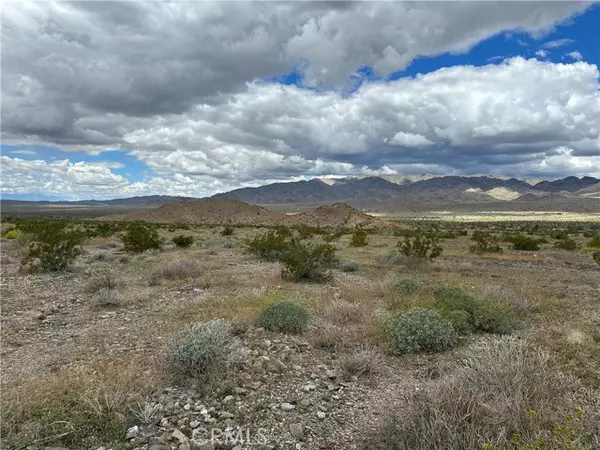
<box><xmin>172</xmin><ymin>235</ymin><xmax>194</xmax><ymax>248</ymax></box>
<box><xmin>507</xmin><ymin>234</ymin><xmax>542</xmax><ymax>251</ymax></box>
<box><xmin>259</xmin><ymin>301</ymin><xmax>310</xmax><ymax>334</ymax></box>
<box><xmin>340</xmin><ymin>346</ymin><xmax>383</xmax><ymax>379</ymax></box>
<box><xmin>122</xmin><ymin>222</ymin><xmax>161</xmax><ymax>253</ymax></box>
<box><xmin>388</xmin><ymin>308</ymin><xmax>457</xmax><ymax>354</ymax></box>
<box><xmin>149</xmin><ymin>259</ymin><xmax>201</xmax><ymax>284</ymax></box>
<box><xmin>391</xmin><ymin>277</ymin><xmax>420</xmax><ymax>295</ymax></box>
<box><xmin>554</xmin><ymin>238</ymin><xmax>578</xmax><ymax>251</ymax></box>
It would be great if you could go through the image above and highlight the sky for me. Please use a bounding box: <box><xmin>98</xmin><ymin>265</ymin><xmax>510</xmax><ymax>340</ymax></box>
<box><xmin>1</xmin><ymin>1</ymin><xmax>599</xmax><ymax>201</ymax></box>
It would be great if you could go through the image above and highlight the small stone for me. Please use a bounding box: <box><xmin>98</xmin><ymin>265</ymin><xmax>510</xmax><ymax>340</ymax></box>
<box><xmin>183</xmin><ymin>403</ymin><xmax>191</xmax><ymax>411</ymax></box>
<box><xmin>160</xmin><ymin>417</ymin><xmax>170</xmax><ymax>427</ymax></box>
<box><xmin>172</xmin><ymin>428</ymin><xmax>188</xmax><ymax>443</ymax></box>
<box><xmin>178</xmin><ymin>444</ymin><xmax>191</xmax><ymax>450</ymax></box>
<box><xmin>325</xmin><ymin>370</ymin><xmax>336</xmax><ymax>379</ymax></box>
<box><xmin>289</xmin><ymin>423</ymin><xmax>304</xmax><ymax>440</ymax></box>
<box><xmin>248</xmin><ymin>381</ymin><xmax>261</xmax><ymax>390</ymax></box>
<box><xmin>299</xmin><ymin>399</ymin><xmax>311</xmax><ymax>407</ymax></box>
<box><xmin>280</xmin><ymin>402</ymin><xmax>296</xmax><ymax>411</ymax></box>
<box><xmin>125</xmin><ymin>425</ymin><xmax>139</xmax><ymax>439</ymax></box>
<box><xmin>303</xmin><ymin>383</ymin><xmax>316</xmax><ymax>391</ymax></box>
<box><xmin>189</xmin><ymin>420</ymin><xmax>201</xmax><ymax>429</ymax></box>
<box><xmin>317</xmin><ymin>411</ymin><xmax>326</xmax><ymax>420</ymax></box>
<box><xmin>234</xmin><ymin>387</ymin><xmax>248</xmax><ymax>395</ymax></box>
<box><xmin>222</xmin><ymin>395</ymin><xmax>234</xmax><ymax>404</ymax></box>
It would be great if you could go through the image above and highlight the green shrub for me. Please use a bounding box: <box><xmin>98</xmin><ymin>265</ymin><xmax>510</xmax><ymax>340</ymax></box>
<box><xmin>553</xmin><ymin>238</ymin><xmax>577</xmax><ymax>251</ymax></box>
<box><xmin>443</xmin><ymin>309</ymin><xmax>474</xmax><ymax>335</ymax></box>
<box><xmin>21</xmin><ymin>222</ymin><xmax>83</xmax><ymax>272</ymax></box>
<box><xmin>388</xmin><ymin>308</ymin><xmax>457</xmax><ymax>354</ymax></box>
<box><xmin>470</xmin><ymin>231</ymin><xmax>503</xmax><ymax>254</ymax></box>
<box><xmin>593</xmin><ymin>252</ymin><xmax>600</xmax><ymax>266</ymax></box>
<box><xmin>349</xmin><ymin>228</ymin><xmax>368</xmax><ymax>247</ymax></box>
<box><xmin>340</xmin><ymin>260</ymin><xmax>360</xmax><ymax>272</ymax></box>
<box><xmin>246</xmin><ymin>230</ymin><xmax>289</xmax><ymax>261</ymax></box>
<box><xmin>172</xmin><ymin>235</ymin><xmax>194</xmax><ymax>248</ymax></box>
<box><xmin>397</xmin><ymin>230</ymin><xmax>442</xmax><ymax>259</ymax></box>
<box><xmin>391</xmin><ymin>277</ymin><xmax>420</xmax><ymax>295</ymax></box>
<box><xmin>587</xmin><ymin>237</ymin><xmax>600</xmax><ymax>249</ymax></box>
<box><xmin>509</xmin><ymin>234</ymin><xmax>541</xmax><ymax>251</ymax></box>
<box><xmin>221</xmin><ymin>225</ymin><xmax>234</xmax><ymax>236</ymax></box>
<box><xmin>433</xmin><ymin>285</ymin><xmax>480</xmax><ymax>317</ymax></box>
<box><xmin>169</xmin><ymin>319</ymin><xmax>232</xmax><ymax>379</ymax></box>
<box><xmin>279</xmin><ymin>238</ymin><xmax>337</xmax><ymax>282</ymax></box>
<box><xmin>550</xmin><ymin>230</ymin><xmax>570</xmax><ymax>240</ymax></box>
<box><xmin>259</xmin><ymin>301</ymin><xmax>309</xmax><ymax>334</ymax></box>
<box><xmin>122</xmin><ymin>222</ymin><xmax>161</xmax><ymax>253</ymax></box>
<box><xmin>2</xmin><ymin>229</ymin><xmax>19</xmax><ymax>240</ymax></box>
<box><xmin>472</xmin><ymin>301</ymin><xmax>513</xmax><ymax>334</ymax></box>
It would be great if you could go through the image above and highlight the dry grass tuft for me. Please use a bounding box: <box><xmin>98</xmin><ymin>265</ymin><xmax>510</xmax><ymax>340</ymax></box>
<box><xmin>149</xmin><ymin>259</ymin><xmax>201</xmax><ymax>284</ymax></box>
<box><xmin>340</xmin><ymin>346</ymin><xmax>383</xmax><ymax>379</ymax></box>
<box><xmin>86</xmin><ymin>273</ymin><xmax>123</xmax><ymax>294</ymax></box>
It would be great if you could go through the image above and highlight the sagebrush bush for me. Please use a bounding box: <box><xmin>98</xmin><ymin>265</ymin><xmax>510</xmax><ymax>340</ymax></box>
<box><xmin>397</xmin><ymin>230</ymin><xmax>442</xmax><ymax>259</ymax></box>
<box><xmin>340</xmin><ymin>260</ymin><xmax>360</xmax><ymax>272</ymax></box>
<box><xmin>169</xmin><ymin>319</ymin><xmax>232</xmax><ymax>379</ymax></box>
<box><xmin>391</xmin><ymin>277</ymin><xmax>420</xmax><ymax>295</ymax></box>
<box><xmin>279</xmin><ymin>238</ymin><xmax>337</xmax><ymax>282</ymax></box>
<box><xmin>21</xmin><ymin>222</ymin><xmax>83</xmax><ymax>272</ymax></box>
<box><xmin>349</xmin><ymin>228</ymin><xmax>368</xmax><ymax>247</ymax></box>
<box><xmin>469</xmin><ymin>231</ymin><xmax>503</xmax><ymax>254</ymax></box>
<box><xmin>172</xmin><ymin>235</ymin><xmax>194</xmax><ymax>248</ymax></box>
<box><xmin>259</xmin><ymin>301</ymin><xmax>309</xmax><ymax>334</ymax></box>
<box><xmin>122</xmin><ymin>222</ymin><xmax>161</xmax><ymax>253</ymax></box>
<box><xmin>388</xmin><ymin>308</ymin><xmax>457</xmax><ymax>354</ymax></box>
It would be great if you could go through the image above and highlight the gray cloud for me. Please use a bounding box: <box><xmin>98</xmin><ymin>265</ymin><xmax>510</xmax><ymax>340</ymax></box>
<box><xmin>1</xmin><ymin>1</ymin><xmax>598</xmax><ymax>199</ymax></box>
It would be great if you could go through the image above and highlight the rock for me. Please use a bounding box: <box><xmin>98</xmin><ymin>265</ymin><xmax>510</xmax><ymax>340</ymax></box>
<box><xmin>299</xmin><ymin>399</ymin><xmax>311</xmax><ymax>407</ymax></box>
<box><xmin>317</xmin><ymin>411</ymin><xmax>326</xmax><ymax>420</ymax></box>
<box><xmin>248</xmin><ymin>381</ymin><xmax>261</xmax><ymax>390</ymax></box>
<box><xmin>234</xmin><ymin>387</ymin><xmax>248</xmax><ymax>395</ymax></box>
<box><xmin>289</xmin><ymin>423</ymin><xmax>304</xmax><ymax>440</ymax></box>
<box><xmin>189</xmin><ymin>420</ymin><xmax>201</xmax><ymax>429</ymax></box>
<box><xmin>280</xmin><ymin>402</ymin><xmax>296</xmax><ymax>411</ymax></box>
<box><xmin>178</xmin><ymin>444</ymin><xmax>191</xmax><ymax>450</ymax></box>
<box><xmin>172</xmin><ymin>428</ymin><xmax>188</xmax><ymax>443</ymax></box>
<box><xmin>222</xmin><ymin>395</ymin><xmax>234</xmax><ymax>404</ymax></box>
<box><xmin>125</xmin><ymin>425</ymin><xmax>139</xmax><ymax>439</ymax></box>
<box><xmin>325</xmin><ymin>370</ymin><xmax>336</xmax><ymax>379</ymax></box>
<box><xmin>303</xmin><ymin>383</ymin><xmax>316</xmax><ymax>392</ymax></box>
<box><xmin>36</xmin><ymin>311</ymin><xmax>47</xmax><ymax>320</ymax></box>
<box><xmin>147</xmin><ymin>439</ymin><xmax>170</xmax><ymax>450</ymax></box>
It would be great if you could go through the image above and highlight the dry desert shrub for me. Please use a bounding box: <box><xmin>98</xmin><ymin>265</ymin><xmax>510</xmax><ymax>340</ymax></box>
<box><xmin>340</xmin><ymin>346</ymin><xmax>383</xmax><ymax>379</ymax></box>
<box><xmin>371</xmin><ymin>336</ymin><xmax>599</xmax><ymax>450</ymax></box>
<box><xmin>149</xmin><ymin>259</ymin><xmax>201</xmax><ymax>285</ymax></box>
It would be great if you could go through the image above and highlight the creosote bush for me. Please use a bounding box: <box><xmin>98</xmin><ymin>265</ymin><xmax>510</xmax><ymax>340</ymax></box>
<box><xmin>259</xmin><ymin>301</ymin><xmax>309</xmax><ymax>334</ymax></box>
<box><xmin>397</xmin><ymin>230</ymin><xmax>442</xmax><ymax>260</ymax></box>
<box><xmin>169</xmin><ymin>319</ymin><xmax>233</xmax><ymax>379</ymax></box>
<box><xmin>172</xmin><ymin>235</ymin><xmax>194</xmax><ymax>248</ymax></box>
<box><xmin>279</xmin><ymin>238</ymin><xmax>337</xmax><ymax>282</ymax></box>
<box><xmin>509</xmin><ymin>234</ymin><xmax>542</xmax><ymax>251</ymax></box>
<box><xmin>21</xmin><ymin>222</ymin><xmax>84</xmax><ymax>272</ymax></box>
<box><xmin>349</xmin><ymin>228</ymin><xmax>368</xmax><ymax>247</ymax></box>
<box><xmin>388</xmin><ymin>308</ymin><xmax>457</xmax><ymax>354</ymax></box>
<box><xmin>246</xmin><ymin>230</ymin><xmax>289</xmax><ymax>261</ymax></box>
<box><xmin>122</xmin><ymin>222</ymin><xmax>161</xmax><ymax>253</ymax></box>
<box><xmin>553</xmin><ymin>238</ymin><xmax>577</xmax><ymax>251</ymax></box>
<box><xmin>587</xmin><ymin>237</ymin><xmax>600</xmax><ymax>249</ymax></box>
<box><xmin>470</xmin><ymin>231</ymin><xmax>503</xmax><ymax>254</ymax></box>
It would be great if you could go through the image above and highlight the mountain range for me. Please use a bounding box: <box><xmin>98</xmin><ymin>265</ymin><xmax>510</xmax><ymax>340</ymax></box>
<box><xmin>1</xmin><ymin>175</ymin><xmax>599</xmax><ymax>213</ymax></box>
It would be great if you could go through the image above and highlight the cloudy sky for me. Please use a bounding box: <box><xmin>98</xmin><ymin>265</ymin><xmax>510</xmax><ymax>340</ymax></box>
<box><xmin>1</xmin><ymin>1</ymin><xmax>599</xmax><ymax>200</ymax></box>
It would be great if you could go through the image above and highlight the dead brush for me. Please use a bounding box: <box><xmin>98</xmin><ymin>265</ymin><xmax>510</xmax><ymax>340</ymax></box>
<box><xmin>86</xmin><ymin>273</ymin><xmax>122</xmax><ymax>294</ymax></box>
<box><xmin>340</xmin><ymin>346</ymin><xmax>383</xmax><ymax>379</ymax></box>
<box><xmin>149</xmin><ymin>259</ymin><xmax>201</xmax><ymax>285</ymax></box>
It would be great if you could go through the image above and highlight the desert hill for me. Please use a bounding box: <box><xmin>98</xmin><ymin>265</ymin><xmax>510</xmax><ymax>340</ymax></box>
<box><xmin>110</xmin><ymin>198</ymin><xmax>389</xmax><ymax>228</ymax></box>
